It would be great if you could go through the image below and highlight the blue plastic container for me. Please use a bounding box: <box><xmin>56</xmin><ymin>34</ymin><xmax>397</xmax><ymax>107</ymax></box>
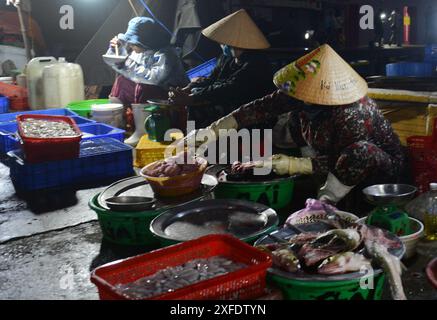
<box><xmin>186</xmin><ymin>58</ymin><xmax>217</xmax><ymax>80</ymax></box>
<box><xmin>425</xmin><ymin>45</ymin><xmax>437</xmax><ymax>62</ymax></box>
<box><xmin>0</xmin><ymin>95</ymin><xmax>9</xmax><ymax>114</ymax></box>
<box><xmin>8</xmin><ymin>138</ymin><xmax>134</xmax><ymax>193</ymax></box>
<box><xmin>0</xmin><ymin>108</ymin><xmax>78</xmax><ymax>125</ymax></box>
<box><xmin>79</xmin><ymin>123</ymin><xmax>125</xmax><ymax>142</ymax></box>
<box><xmin>386</xmin><ymin>62</ymin><xmax>434</xmax><ymax>77</ymax></box>
<box><xmin>70</xmin><ymin>115</ymin><xmax>96</xmax><ymax>126</ymax></box>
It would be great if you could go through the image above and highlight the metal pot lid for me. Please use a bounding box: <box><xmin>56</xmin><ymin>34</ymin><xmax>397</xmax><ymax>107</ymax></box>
<box><xmin>150</xmin><ymin>199</ymin><xmax>278</xmax><ymax>242</ymax></box>
<box><xmin>98</xmin><ymin>174</ymin><xmax>218</xmax><ymax>211</ymax></box>
<box><xmin>255</xmin><ymin>224</ymin><xmax>405</xmax><ymax>282</ymax></box>
<box><xmin>206</xmin><ymin>164</ymin><xmax>296</xmax><ymax>185</ymax></box>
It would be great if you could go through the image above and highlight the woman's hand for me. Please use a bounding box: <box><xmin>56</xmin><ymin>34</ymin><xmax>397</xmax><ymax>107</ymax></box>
<box><xmin>168</xmin><ymin>88</ymin><xmax>195</xmax><ymax>106</ymax></box>
<box><xmin>110</xmin><ymin>36</ymin><xmax>121</xmax><ymax>48</ymax></box>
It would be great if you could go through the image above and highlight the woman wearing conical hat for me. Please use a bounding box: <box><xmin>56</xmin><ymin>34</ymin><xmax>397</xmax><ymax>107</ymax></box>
<box><xmin>185</xmin><ymin>44</ymin><xmax>405</xmax><ymax>204</ymax></box>
<box><xmin>169</xmin><ymin>9</ymin><xmax>275</xmax><ymax>129</ymax></box>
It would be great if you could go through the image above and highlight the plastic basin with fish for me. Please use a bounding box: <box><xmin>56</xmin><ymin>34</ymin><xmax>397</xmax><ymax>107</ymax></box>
<box><xmin>357</xmin><ymin>216</ymin><xmax>424</xmax><ymax>259</ymax></box>
<box><xmin>140</xmin><ymin>158</ymin><xmax>208</xmax><ymax>197</ymax></box>
<box><xmin>89</xmin><ymin>193</ymin><xmax>163</xmax><ymax>247</ymax></box>
<box><xmin>255</xmin><ymin>214</ymin><xmax>405</xmax><ymax>300</ymax></box>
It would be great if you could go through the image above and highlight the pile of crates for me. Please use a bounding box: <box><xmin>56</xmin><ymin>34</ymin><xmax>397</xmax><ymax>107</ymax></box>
<box><xmin>1</xmin><ymin>108</ymin><xmax>133</xmax><ymax>194</ymax></box>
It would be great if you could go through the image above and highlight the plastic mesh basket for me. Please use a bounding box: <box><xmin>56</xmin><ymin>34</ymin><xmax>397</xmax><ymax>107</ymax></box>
<box><xmin>9</xmin><ymin>138</ymin><xmax>134</xmax><ymax>193</ymax></box>
<box><xmin>407</xmin><ymin>118</ymin><xmax>437</xmax><ymax>194</ymax></box>
<box><xmin>186</xmin><ymin>58</ymin><xmax>217</xmax><ymax>80</ymax></box>
<box><xmin>90</xmin><ymin>234</ymin><xmax>271</xmax><ymax>300</ymax></box>
<box><xmin>134</xmin><ymin>133</ymin><xmax>183</xmax><ymax>168</ymax></box>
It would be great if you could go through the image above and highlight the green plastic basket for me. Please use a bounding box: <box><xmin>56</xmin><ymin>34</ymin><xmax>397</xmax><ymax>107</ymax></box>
<box><xmin>67</xmin><ymin>99</ymin><xmax>110</xmax><ymax>118</ymax></box>
<box><xmin>213</xmin><ymin>179</ymin><xmax>295</xmax><ymax>211</ymax></box>
<box><xmin>89</xmin><ymin>194</ymin><xmax>163</xmax><ymax>247</ymax></box>
<box><xmin>268</xmin><ymin>272</ymin><xmax>386</xmax><ymax>300</ymax></box>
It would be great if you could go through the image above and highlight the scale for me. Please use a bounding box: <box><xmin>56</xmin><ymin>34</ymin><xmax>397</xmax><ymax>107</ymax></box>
<box><xmin>362</xmin><ymin>184</ymin><xmax>417</xmax><ymax>236</ymax></box>
<box><xmin>145</xmin><ymin>99</ymin><xmax>185</xmax><ymax>142</ymax></box>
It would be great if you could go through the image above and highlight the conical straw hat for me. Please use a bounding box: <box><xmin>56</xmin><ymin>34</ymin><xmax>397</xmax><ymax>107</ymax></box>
<box><xmin>202</xmin><ymin>9</ymin><xmax>270</xmax><ymax>50</ymax></box>
<box><xmin>273</xmin><ymin>44</ymin><xmax>368</xmax><ymax>106</ymax></box>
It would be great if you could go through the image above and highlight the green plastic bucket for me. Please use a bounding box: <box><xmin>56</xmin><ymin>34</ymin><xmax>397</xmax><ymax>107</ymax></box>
<box><xmin>67</xmin><ymin>99</ymin><xmax>110</xmax><ymax>118</ymax></box>
<box><xmin>268</xmin><ymin>272</ymin><xmax>386</xmax><ymax>300</ymax></box>
<box><xmin>213</xmin><ymin>179</ymin><xmax>295</xmax><ymax>211</ymax></box>
<box><xmin>89</xmin><ymin>194</ymin><xmax>163</xmax><ymax>247</ymax></box>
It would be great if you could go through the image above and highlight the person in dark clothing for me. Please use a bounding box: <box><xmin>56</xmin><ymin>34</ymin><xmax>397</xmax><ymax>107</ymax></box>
<box><xmin>169</xmin><ymin>9</ymin><xmax>275</xmax><ymax>129</ymax></box>
<box><xmin>182</xmin><ymin>44</ymin><xmax>405</xmax><ymax>205</ymax></box>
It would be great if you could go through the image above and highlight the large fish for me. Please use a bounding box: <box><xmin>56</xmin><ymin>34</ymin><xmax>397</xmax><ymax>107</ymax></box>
<box><xmin>365</xmin><ymin>240</ymin><xmax>407</xmax><ymax>300</ymax></box>
<box><xmin>318</xmin><ymin>252</ymin><xmax>371</xmax><ymax>275</ymax></box>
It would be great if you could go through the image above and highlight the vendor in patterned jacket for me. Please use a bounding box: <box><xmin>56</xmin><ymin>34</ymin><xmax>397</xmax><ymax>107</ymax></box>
<box><xmin>185</xmin><ymin>44</ymin><xmax>405</xmax><ymax>205</ymax></box>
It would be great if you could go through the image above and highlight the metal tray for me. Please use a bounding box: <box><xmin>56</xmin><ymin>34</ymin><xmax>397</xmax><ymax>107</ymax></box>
<box><xmin>255</xmin><ymin>225</ymin><xmax>405</xmax><ymax>282</ymax></box>
<box><xmin>150</xmin><ymin>199</ymin><xmax>278</xmax><ymax>242</ymax></box>
<box><xmin>97</xmin><ymin>174</ymin><xmax>218</xmax><ymax>211</ymax></box>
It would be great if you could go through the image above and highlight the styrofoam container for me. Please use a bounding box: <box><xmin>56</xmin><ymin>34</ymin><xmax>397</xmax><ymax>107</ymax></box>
<box><xmin>91</xmin><ymin>103</ymin><xmax>124</xmax><ymax>128</ymax></box>
<box><xmin>357</xmin><ymin>216</ymin><xmax>424</xmax><ymax>259</ymax></box>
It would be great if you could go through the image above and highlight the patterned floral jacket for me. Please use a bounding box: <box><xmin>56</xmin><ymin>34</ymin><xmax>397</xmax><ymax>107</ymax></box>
<box><xmin>231</xmin><ymin>90</ymin><xmax>405</xmax><ymax>184</ymax></box>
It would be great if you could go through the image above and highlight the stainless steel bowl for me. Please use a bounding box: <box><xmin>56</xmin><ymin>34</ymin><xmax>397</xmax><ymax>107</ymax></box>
<box><xmin>362</xmin><ymin>184</ymin><xmax>417</xmax><ymax>206</ymax></box>
<box><xmin>105</xmin><ymin>196</ymin><xmax>156</xmax><ymax>212</ymax></box>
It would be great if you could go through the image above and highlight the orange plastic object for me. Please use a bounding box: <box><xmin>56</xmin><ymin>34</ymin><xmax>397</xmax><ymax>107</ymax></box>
<box><xmin>90</xmin><ymin>234</ymin><xmax>272</xmax><ymax>300</ymax></box>
<box><xmin>17</xmin><ymin>114</ymin><xmax>82</xmax><ymax>163</ymax></box>
<box><xmin>0</xmin><ymin>82</ymin><xmax>29</xmax><ymax>111</ymax></box>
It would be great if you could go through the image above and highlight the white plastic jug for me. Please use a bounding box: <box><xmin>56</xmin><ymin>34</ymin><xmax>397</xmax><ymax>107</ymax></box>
<box><xmin>26</xmin><ymin>57</ymin><xmax>58</xmax><ymax>110</ymax></box>
<box><xmin>91</xmin><ymin>103</ymin><xmax>125</xmax><ymax>128</ymax></box>
<box><xmin>43</xmin><ymin>58</ymin><xmax>85</xmax><ymax>109</ymax></box>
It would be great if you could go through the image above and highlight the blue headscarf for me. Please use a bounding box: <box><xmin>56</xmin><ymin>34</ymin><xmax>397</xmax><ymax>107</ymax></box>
<box><xmin>118</xmin><ymin>17</ymin><xmax>171</xmax><ymax>50</ymax></box>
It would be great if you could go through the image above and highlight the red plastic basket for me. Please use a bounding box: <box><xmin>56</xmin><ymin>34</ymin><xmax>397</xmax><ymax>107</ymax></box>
<box><xmin>17</xmin><ymin>114</ymin><xmax>82</xmax><ymax>163</ymax></box>
<box><xmin>90</xmin><ymin>235</ymin><xmax>272</xmax><ymax>300</ymax></box>
<box><xmin>407</xmin><ymin>118</ymin><xmax>437</xmax><ymax>194</ymax></box>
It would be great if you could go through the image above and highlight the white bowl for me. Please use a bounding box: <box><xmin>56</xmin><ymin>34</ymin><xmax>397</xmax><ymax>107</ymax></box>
<box><xmin>357</xmin><ymin>216</ymin><xmax>424</xmax><ymax>259</ymax></box>
<box><xmin>102</xmin><ymin>54</ymin><xmax>127</xmax><ymax>66</ymax></box>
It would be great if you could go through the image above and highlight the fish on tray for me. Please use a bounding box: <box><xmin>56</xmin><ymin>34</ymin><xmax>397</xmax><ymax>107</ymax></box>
<box><xmin>257</xmin><ymin>216</ymin><xmax>407</xmax><ymax>300</ymax></box>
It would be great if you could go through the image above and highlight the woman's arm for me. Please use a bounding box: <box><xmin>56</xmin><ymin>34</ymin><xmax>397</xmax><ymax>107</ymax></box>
<box><xmin>232</xmin><ymin>90</ymin><xmax>299</xmax><ymax>128</ymax></box>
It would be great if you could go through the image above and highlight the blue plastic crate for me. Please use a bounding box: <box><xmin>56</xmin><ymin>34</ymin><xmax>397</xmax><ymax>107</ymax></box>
<box><xmin>0</xmin><ymin>108</ymin><xmax>78</xmax><ymax>125</ymax></box>
<box><xmin>70</xmin><ymin>115</ymin><xmax>96</xmax><ymax>126</ymax></box>
<box><xmin>8</xmin><ymin>138</ymin><xmax>134</xmax><ymax>193</ymax></box>
<box><xmin>386</xmin><ymin>62</ymin><xmax>434</xmax><ymax>77</ymax></box>
<box><xmin>425</xmin><ymin>45</ymin><xmax>437</xmax><ymax>62</ymax></box>
<box><xmin>0</xmin><ymin>95</ymin><xmax>9</xmax><ymax>114</ymax></box>
<box><xmin>0</xmin><ymin>117</ymin><xmax>115</xmax><ymax>154</ymax></box>
<box><xmin>79</xmin><ymin>123</ymin><xmax>125</xmax><ymax>142</ymax></box>
<box><xmin>186</xmin><ymin>58</ymin><xmax>217</xmax><ymax>80</ymax></box>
